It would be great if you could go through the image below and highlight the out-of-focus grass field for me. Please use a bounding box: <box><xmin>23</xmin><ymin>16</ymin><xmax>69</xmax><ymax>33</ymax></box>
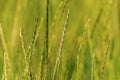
<box><xmin>0</xmin><ymin>0</ymin><xmax>120</xmax><ymax>80</ymax></box>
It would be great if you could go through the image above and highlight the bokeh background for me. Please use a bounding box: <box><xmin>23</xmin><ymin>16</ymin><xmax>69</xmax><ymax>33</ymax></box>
<box><xmin>0</xmin><ymin>0</ymin><xmax>120</xmax><ymax>80</ymax></box>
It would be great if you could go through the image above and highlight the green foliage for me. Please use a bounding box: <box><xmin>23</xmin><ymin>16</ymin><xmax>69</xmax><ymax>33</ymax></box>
<box><xmin>0</xmin><ymin>0</ymin><xmax>120</xmax><ymax>80</ymax></box>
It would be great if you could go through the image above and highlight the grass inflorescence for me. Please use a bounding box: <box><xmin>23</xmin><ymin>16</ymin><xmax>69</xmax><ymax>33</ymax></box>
<box><xmin>0</xmin><ymin>24</ymin><xmax>11</xmax><ymax>80</ymax></box>
<box><xmin>0</xmin><ymin>0</ymin><xmax>119</xmax><ymax>80</ymax></box>
<box><xmin>52</xmin><ymin>9</ymin><xmax>69</xmax><ymax>80</ymax></box>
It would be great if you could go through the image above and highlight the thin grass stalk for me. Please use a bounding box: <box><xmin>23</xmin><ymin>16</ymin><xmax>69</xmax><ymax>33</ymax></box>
<box><xmin>0</xmin><ymin>24</ymin><xmax>7</xmax><ymax>52</ymax></box>
<box><xmin>91</xmin><ymin>8</ymin><xmax>103</xmax><ymax>38</ymax></box>
<box><xmin>52</xmin><ymin>9</ymin><xmax>69</xmax><ymax>80</ymax></box>
<box><xmin>100</xmin><ymin>39</ymin><xmax>110</xmax><ymax>80</ymax></box>
<box><xmin>91</xmin><ymin>53</ymin><xmax>95</xmax><ymax>80</ymax></box>
<box><xmin>43</xmin><ymin>0</ymin><xmax>49</xmax><ymax>79</ymax></box>
<box><xmin>45</xmin><ymin>0</ymin><xmax>49</xmax><ymax>63</ymax></box>
<box><xmin>12</xmin><ymin>0</ymin><xmax>21</xmax><ymax>48</ymax></box>
<box><xmin>118</xmin><ymin>0</ymin><xmax>120</xmax><ymax>33</ymax></box>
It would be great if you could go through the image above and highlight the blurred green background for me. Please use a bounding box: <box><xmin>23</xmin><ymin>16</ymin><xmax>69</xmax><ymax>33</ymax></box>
<box><xmin>0</xmin><ymin>0</ymin><xmax>120</xmax><ymax>80</ymax></box>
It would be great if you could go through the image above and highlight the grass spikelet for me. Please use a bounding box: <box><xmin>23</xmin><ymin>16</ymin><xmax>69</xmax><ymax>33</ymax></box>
<box><xmin>75</xmin><ymin>40</ymin><xmax>83</xmax><ymax>80</ymax></box>
<box><xmin>19</xmin><ymin>28</ymin><xmax>26</xmax><ymax>56</ymax></box>
<box><xmin>23</xmin><ymin>15</ymin><xmax>43</xmax><ymax>80</ymax></box>
<box><xmin>51</xmin><ymin>0</ymin><xmax>68</xmax><ymax>29</ymax></box>
<box><xmin>71</xmin><ymin>35</ymin><xmax>84</xmax><ymax>80</ymax></box>
<box><xmin>61</xmin><ymin>0</ymin><xmax>69</xmax><ymax>15</ymax></box>
<box><xmin>100</xmin><ymin>39</ymin><xmax>110</xmax><ymax>80</ymax></box>
<box><xmin>52</xmin><ymin>9</ymin><xmax>69</xmax><ymax>80</ymax></box>
<box><xmin>85</xmin><ymin>17</ymin><xmax>96</xmax><ymax>80</ymax></box>
<box><xmin>19</xmin><ymin>28</ymin><xmax>28</xmax><ymax>79</ymax></box>
<box><xmin>72</xmin><ymin>18</ymin><xmax>90</xmax><ymax>80</ymax></box>
<box><xmin>2</xmin><ymin>52</ymin><xmax>8</xmax><ymax>80</ymax></box>
<box><xmin>85</xmin><ymin>17</ymin><xmax>97</xmax><ymax>80</ymax></box>
<box><xmin>36</xmin><ymin>55</ymin><xmax>43</xmax><ymax>80</ymax></box>
<box><xmin>51</xmin><ymin>1</ymin><xmax>64</xmax><ymax>28</ymax></box>
<box><xmin>91</xmin><ymin>53</ymin><xmax>96</xmax><ymax>80</ymax></box>
<box><xmin>0</xmin><ymin>24</ymin><xmax>11</xmax><ymax>80</ymax></box>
